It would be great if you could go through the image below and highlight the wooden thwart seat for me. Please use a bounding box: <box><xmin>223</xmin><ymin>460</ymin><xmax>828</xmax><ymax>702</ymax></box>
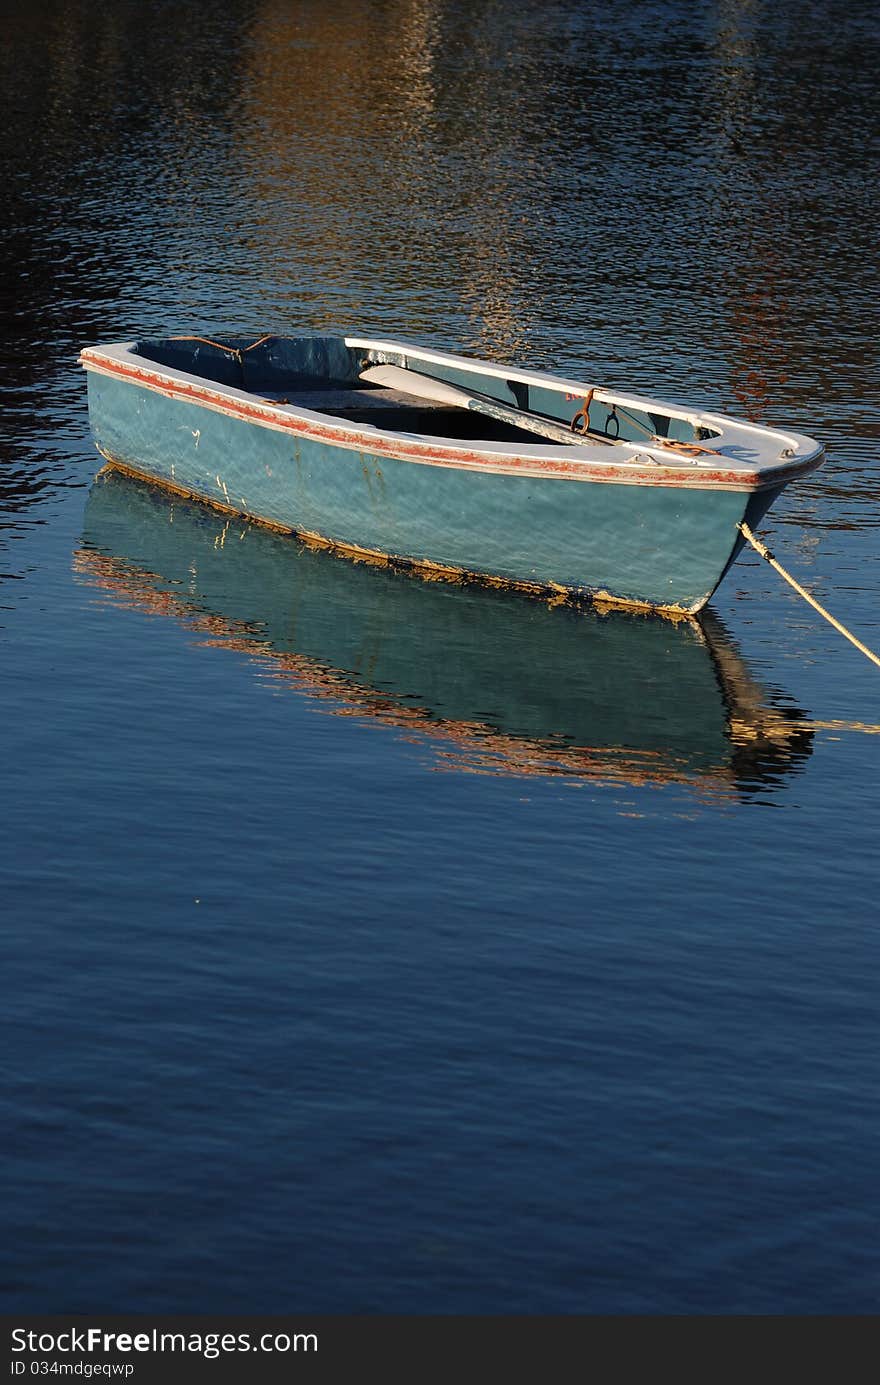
<box><xmin>261</xmin><ymin>385</ymin><xmax>456</xmax><ymax>412</ymax></box>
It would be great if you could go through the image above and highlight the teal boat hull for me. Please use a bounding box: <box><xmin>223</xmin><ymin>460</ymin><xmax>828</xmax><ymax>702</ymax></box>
<box><xmin>81</xmin><ymin>334</ymin><xmax>823</xmax><ymax>613</ymax></box>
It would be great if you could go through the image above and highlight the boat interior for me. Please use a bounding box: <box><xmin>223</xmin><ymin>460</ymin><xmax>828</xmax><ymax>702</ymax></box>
<box><xmin>131</xmin><ymin>333</ymin><xmax>716</xmax><ymax>450</ymax></box>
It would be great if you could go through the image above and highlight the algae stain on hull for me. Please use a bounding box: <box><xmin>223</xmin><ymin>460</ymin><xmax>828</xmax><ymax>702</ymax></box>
<box><xmin>98</xmin><ymin>455</ymin><xmax>706</xmax><ymax>617</ymax></box>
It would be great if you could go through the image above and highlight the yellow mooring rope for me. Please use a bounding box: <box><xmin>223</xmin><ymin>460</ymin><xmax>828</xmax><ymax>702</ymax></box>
<box><xmin>738</xmin><ymin>522</ymin><xmax>880</xmax><ymax>669</ymax></box>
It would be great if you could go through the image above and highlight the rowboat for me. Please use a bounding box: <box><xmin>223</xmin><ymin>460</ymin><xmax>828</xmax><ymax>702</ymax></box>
<box><xmin>79</xmin><ymin>333</ymin><xmax>825</xmax><ymax>613</ymax></box>
<box><xmin>75</xmin><ymin>469</ymin><xmax>813</xmax><ymax>793</ymax></box>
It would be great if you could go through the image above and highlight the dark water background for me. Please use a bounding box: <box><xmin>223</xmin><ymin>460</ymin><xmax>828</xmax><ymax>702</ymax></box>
<box><xmin>2</xmin><ymin>0</ymin><xmax>879</xmax><ymax>1313</ymax></box>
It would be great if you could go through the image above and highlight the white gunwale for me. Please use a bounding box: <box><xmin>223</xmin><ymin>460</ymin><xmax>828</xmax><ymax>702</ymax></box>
<box><xmin>79</xmin><ymin>338</ymin><xmax>825</xmax><ymax>493</ymax></box>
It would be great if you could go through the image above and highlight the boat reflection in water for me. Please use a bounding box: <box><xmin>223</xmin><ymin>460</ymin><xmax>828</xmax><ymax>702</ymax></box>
<box><xmin>75</xmin><ymin>470</ymin><xmax>813</xmax><ymax>799</ymax></box>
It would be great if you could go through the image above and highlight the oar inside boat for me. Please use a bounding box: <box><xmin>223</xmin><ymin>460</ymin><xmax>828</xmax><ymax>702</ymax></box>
<box><xmin>359</xmin><ymin>363</ymin><xmax>614</xmax><ymax>447</ymax></box>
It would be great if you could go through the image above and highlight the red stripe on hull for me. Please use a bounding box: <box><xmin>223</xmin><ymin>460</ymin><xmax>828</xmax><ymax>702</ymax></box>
<box><xmin>79</xmin><ymin>350</ymin><xmax>809</xmax><ymax>493</ymax></box>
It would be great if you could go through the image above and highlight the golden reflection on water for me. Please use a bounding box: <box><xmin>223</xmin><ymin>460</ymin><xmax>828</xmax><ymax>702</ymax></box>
<box><xmin>234</xmin><ymin>0</ymin><xmax>541</xmax><ymax>359</ymax></box>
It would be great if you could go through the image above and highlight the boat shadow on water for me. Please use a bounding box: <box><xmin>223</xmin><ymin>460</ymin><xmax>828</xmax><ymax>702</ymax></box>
<box><xmin>74</xmin><ymin>470</ymin><xmax>813</xmax><ymax>800</ymax></box>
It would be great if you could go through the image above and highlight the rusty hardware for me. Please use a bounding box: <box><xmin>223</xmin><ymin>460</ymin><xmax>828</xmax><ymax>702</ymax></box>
<box><xmin>651</xmin><ymin>436</ymin><xmax>720</xmax><ymax>457</ymax></box>
<box><xmin>569</xmin><ymin>389</ymin><xmax>595</xmax><ymax>434</ymax></box>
